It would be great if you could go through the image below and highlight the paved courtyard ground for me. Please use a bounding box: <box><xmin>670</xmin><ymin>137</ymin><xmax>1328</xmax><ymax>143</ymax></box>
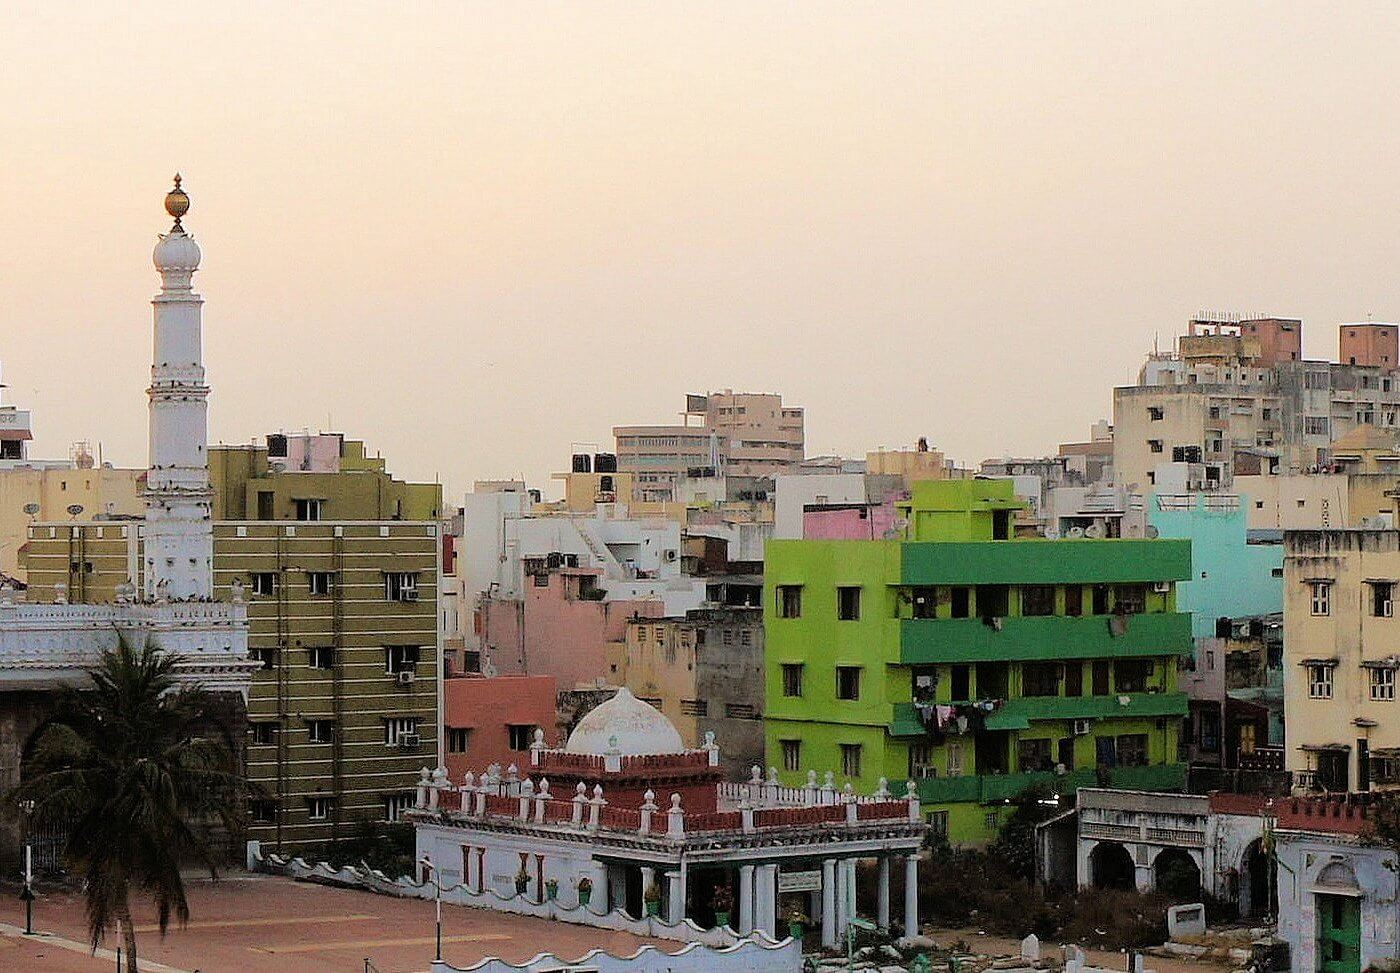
<box><xmin>0</xmin><ymin>872</ymin><xmax>660</xmax><ymax>972</ymax></box>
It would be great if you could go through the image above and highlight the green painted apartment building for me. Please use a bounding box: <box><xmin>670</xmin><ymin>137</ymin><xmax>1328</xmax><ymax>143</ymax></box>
<box><xmin>764</xmin><ymin>479</ymin><xmax>1193</xmax><ymax>844</ymax></box>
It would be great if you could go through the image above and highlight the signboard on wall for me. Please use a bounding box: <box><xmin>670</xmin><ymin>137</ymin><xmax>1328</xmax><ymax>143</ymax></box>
<box><xmin>778</xmin><ymin>870</ymin><xmax>821</xmax><ymax>893</ymax></box>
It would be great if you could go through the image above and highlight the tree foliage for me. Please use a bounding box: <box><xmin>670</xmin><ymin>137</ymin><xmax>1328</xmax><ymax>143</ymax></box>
<box><xmin>6</xmin><ymin>636</ymin><xmax>241</xmax><ymax>970</ymax></box>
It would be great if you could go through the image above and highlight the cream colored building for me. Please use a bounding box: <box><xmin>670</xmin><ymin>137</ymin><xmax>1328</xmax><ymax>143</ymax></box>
<box><xmin>865</xmin><ymin>442</ymin><xmax>953</xmax><ymax>481</ymax></box>
<box><xmin>1285</xmin><ymin>529</ymin><xmax>1400</xmax><ymax>793</ymax></box>
<box><xmin>0</xmin><ymin>457</ymin><xmax>144</xmax><ymax>580</ymax></box>
<box><xmin>1235</xmin><ymin>474</ymin><xmax>1351</xmax><ymax>531</ymax></box>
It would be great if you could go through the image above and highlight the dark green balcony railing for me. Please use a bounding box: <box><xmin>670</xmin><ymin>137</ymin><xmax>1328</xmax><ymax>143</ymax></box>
<box><xmin>890</xmin><ymin>691</ymin><xmax>1187</xmax><ymax>736</ymax></box>
<box><xmin>901</xmin><ymin>539</ymin><xmax>1191</xmax><ymax>585</ymax></box>
<box><xmin>914</xmin><ymin>763</ymin><xmax>1188</xmax><ymax>805</ymax></box>
<box><xmin>900</xmin><ymin>612</ymin><xmax>1192</xmax><ymax>665</ymax></box>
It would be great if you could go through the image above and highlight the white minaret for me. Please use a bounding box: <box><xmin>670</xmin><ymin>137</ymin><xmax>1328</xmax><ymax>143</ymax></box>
<box><xmin>144</xmin><ymin>175</ymin><xmax>214</xmax><ymax>600</ymax></box>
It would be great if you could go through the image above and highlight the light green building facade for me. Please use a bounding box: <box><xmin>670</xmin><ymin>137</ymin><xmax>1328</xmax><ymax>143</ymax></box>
<box><xmin>764</xmin><ymin>479</ymin><xmax>1193</xmax><ymax>845</ymax></box>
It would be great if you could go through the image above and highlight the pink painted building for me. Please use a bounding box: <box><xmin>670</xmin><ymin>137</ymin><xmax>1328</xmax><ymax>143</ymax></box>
<box><xmin>443</xmin><ymin>674</ymin><xmax>559</xmax><ymax>784</ymax></box>
<box><xmin>481</xmin><ymin>567</ymin><xmax>665</xmax><ymax>689</ymax></box>
<box><xmin>801</xmin><ymin>501</ymin><xmax>898</xmax><ymax>540</ymax></box>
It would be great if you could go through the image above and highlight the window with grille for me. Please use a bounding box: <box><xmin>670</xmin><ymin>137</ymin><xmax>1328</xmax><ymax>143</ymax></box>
<box><xmin>724</xmin><ymin>702</ymin><xmax>757</xmax><ymax>719</ymax></box>
<box><xmin>385</xmin><ymin>572</ymin><xmax>420</xmax><ymax>602</ymax></box>
<box><xmin>840</xmin><ymin>743</ymin><xmax>862</xmax><ymax>779</ymax></box>
<box><xmin>1371</xmin><ymin>667</ymin><xmax>1396</xmax><ymax>702</ymax></box>
<box><xmin>1115</xmin><ymin>734</ymin><xmax>1149</xmax><ymax>767</ymax></box>
<box><xmin>926</xmin><ymin>810</ymin><xmax>949</xmax><ymax>835</ymax></box>
<box><xmin>1308</xmin><ymin>664</ymin><xmax>1334</xmax><ymax>699</ymax></box>
<box><xmin>307</xmin><ymin>797</ymin><xmax>331</xmax><ymax>821</ymax></box>
<box><xmin>781</xmin><ymin>739</ymin><xmax>801</xmax><ymax>772</ymax></box>
<box><xmin>446</xmin><ymin>727</ymin><xmax>470</xmax><ymax>752</ymax></box>
<box><xmin>307</xmin><ymin>720</ymin><xmax>333</xmax><ymax>744</ymax></box>
<box><xmin>385</xmin><ymin>717</ymin><xmax>419</xmax><ymax>745</ymax></box>
<box><xmin>1311</xmin><ymin>582</ymin><xmax>1332</xmax><ymax>616</ymax></box>
<box><xmin>294</xmin><ymin>498</ymin><xmax>323</xmax><ymax>521</ymax></box>
<box><xmin>1114</xmin><ymin>659</ymin><xmax>1152</xmax><ymax>694</ymax></box>
<box><xmin>680</xmin><ymin>699</ymin><xmax>708</xmax><ymax>717</ymax></box>
<box><xmin>383</xmin><ymin>793</ymin><xmax>415</xmax><ymax>822</ymax></box>
<box><xmin>782</xmin><ymin>664</ymin><xmax>803</xmax><ymax>697</ymax></box>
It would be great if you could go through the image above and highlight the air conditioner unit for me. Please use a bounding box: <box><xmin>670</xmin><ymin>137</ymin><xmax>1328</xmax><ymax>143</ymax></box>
<box><xmin>1153</xmin><ymin>581</ymin><xmax>1171</xmax><ymax>594</ymax></box>
<box><xmin>395</xmin><ymin>670</ymin><xmax>416</xmax><ymax>686</ymax></box>
<box><xmin>399</xmin><ymin>733</ymin><xmax>421</xmax><ymax>748</ymax></box>
<box><xmin>401</xmin><ymin>590</ymin><xmax>420</xmax><ymax>602</ymax></box>
<box><xmin>1072</xmin><ymin>719</ymin><xmax>1093</xmax><ymax>736</ymax></box>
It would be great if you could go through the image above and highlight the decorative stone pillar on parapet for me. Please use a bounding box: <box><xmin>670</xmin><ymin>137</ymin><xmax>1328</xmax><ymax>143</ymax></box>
<box><xmin>416</xmin><ymin>768</ymin><xmax>432</xmax><ymax>808</ymax></box>
<box><xmin>907</xmin><ymin>779</ymin><xmax>922</xmax><ymax>820</ymax></box>
<box><xmin>429</xmin><ymin>767</ymin><xmax>448</xmax><ymax>810</ymax></box>
<box><xmin>518</xmin><ymin>778</ymin><xmax>534</xmax><ymax>820</ymax></box>
<box><xmin>530</xmin><ymin>728</ymin><xmax>546</xmax><ymax>767</ymax></box>
<box><xmin>702</xmin><ymin>730</ymin><xmax>719</xmax><ymax>766</ymax></box>
<box><xmin>588</xmin><ymin>784</ymin><xmax>605</xmax><ymax>832</ymax></box>
<box><xmin>533</xmin><ymin>778</ymin><xmax>550</xmax><ymax>823</ymax></box>
<box><xmin>639</xmin><ymin>790</ymin><xmax>657</xmax><ymax>836</ymax></box>
<box><xmin>572</xmin><ymin>782</ymin><xmax>588</xmax><ymax>827</ymax></box>
<box><xmin>666</xmin><ymin>793</ymin><xmax>684</xmax><ymax>838</ymax></box>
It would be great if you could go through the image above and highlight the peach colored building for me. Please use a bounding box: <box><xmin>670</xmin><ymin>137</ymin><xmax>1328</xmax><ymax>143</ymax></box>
<box><xmin>1340</xmin><ymin>321</ymin><xmax>1399</xmax><ymax>368</ymax></box>
<box><xmin>481</xmin><ymin>566</ymin><xmax>665</xmax><ymax>689</ymax></box>
<box><xmin>443</xmin><ymin>674</ymin><xmax>557</xmax><ymax>784</ymax></box>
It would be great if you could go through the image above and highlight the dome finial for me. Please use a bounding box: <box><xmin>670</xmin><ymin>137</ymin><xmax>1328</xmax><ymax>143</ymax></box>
<box><xmin>165</xmin><ymin>173</ymin><xmax>190</xmax><ymax>229</ymax></box>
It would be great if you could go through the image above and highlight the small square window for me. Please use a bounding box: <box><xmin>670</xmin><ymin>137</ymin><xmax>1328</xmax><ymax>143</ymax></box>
<box><xmin>446</xmin><ymin>727</ymin><xmax>471</xmax><ymax>753</ymax></box>
<box><xmin>250</xmin><ymin>722</ymin><xmax>277</xmax><ymax>745</ymax></box>
<box><xmin>307</xmin><ymin>720</ymin><xmax>333</xmax><ymax>744</ymax></box>
<box><xmin>837</xmin><ymin>586</ymin><xmax>862</xmax><ymax>621</ymax></box>
<box><xmin>307</xmin><ymin>572</ymin><xmax>333</xmax><ymax>596</ymax></box>
<box><xmin>250</xmin><ymin>573</ymin><xmax>277</xmax><ymax>597</ymax></box>
<box><xmin>836</xmin><ymin>666</ymin><xmax>861</xmax><ymax>701</ymax></box>
<box><xmin>383</xmin><ymin>793</ymin><xmax>414</xmax><ymax>822</ymax></box>
<box><xmin>840</xmin><ymin>743</ymin><xmax>862</xmax><ymax>778</ymax></box>
<box><xmin>250</xmin><ymin>646</ymin><xmax>276</xmax><ymax>671</ymax></box>
<box><xmin>782</xmin><ymin>663</ymin><xmax>804</xmax><ymax>697</ymax></box>
<box><xmin>249</xmin><ymin>799</ymin><xmax>277</xmax><ymax>823</ymax></box>
<box><xmin>307</xmin><ymin>797</ymin><xmax>331</xmax><ymax>821</ymax></box>
<box><xmin>781</xmin><ymin>739</ymin><xmax>801</xmax><ymax>772</ymax></box>
<box><xmin>508</xmin><ymin>724</ymin><xmax>536</xmax><ymax>751</ymax></box>
<box><xmin>308</xmin><ymin>646</ymin><xmax>334</xmax><ymax>670</ymax></box>
<box><xmin>294</xmin><ymin>498</ymin><xmax>323</xmax><ymax>521</ymax></box>
<box><xmin>777</xmin><ymin>585</ymin><xmax>803</xmax><ymax>618</ymax></box>
<box><xmin>1371</xmin><ymin>667</ymin><xmax>1396</xmax><ymax>702</ymax></box>
<box><xmin>1311</xmin><ymin>582</ymin><xmax>1332</xmax><ymax>617</ymax></box>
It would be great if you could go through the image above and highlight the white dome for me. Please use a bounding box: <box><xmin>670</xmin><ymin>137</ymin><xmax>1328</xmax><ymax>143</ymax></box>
<box><xmin>564</xmin><ymin>687</ymin><xmax>684</xmax><ymax>756</ymax></box>
<box><xmin>154</xmin><ymin>230</ymin><xmax>201</xmax><ymax>272</ymax></box>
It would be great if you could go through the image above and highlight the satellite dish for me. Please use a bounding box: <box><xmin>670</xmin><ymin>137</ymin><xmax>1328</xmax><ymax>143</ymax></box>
<box><xmin>22</xmin><ymin>503</ymin><xmax>39</xmax><ymax>516</ymax></box>
<box><xmin>66</xmin><ymin>504</ymin><xmax>85</xmax><ymax>518</ymax></box>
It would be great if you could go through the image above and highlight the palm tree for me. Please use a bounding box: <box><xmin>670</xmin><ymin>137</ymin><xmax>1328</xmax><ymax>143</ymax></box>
<box><xmin>7</xmin><ymin>635</ymin><xmax>243</xmax><ymax>970</ymax></box>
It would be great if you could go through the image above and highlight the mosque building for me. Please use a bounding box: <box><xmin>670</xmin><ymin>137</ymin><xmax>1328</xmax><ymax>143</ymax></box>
<box><xmin>410</xmin><ymin>688</ymin><xmax>927</xmax><ymax>949</ymax></box>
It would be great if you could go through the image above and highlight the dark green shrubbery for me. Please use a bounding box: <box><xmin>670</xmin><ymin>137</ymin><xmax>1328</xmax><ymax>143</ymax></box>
<box><xmin>325</xmin><ymin>820</ymin><xmax>416</xmax><ymax>880</ymax></box>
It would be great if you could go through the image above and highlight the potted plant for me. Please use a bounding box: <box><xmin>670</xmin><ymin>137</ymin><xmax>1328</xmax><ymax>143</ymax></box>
<box><xmin>514</xmin><ymin>869</ymin><xmax>530</xmax><ymax>896</ymax></box>
<box><xmin>712</xmin><ymin>883</ymin><xmax>734</xmax><ymax>928</ymax></box>
<box><xmin>643</xmin><ymin>880</ymin><xmax>662</xmax><ymax>917</ymax></box>
<box><xmin>544</xmin><ymin>878</ymin><xmax>559</xmax><ymax>901</ymax></box>
<box><xmin>576</xmin><ymin>876</ymin><xmax>593</xmax><ymax>907</ymax></box>
<box><xmin>787</xmin><ymin>910</ymin><xmax>809</xmax><ymax>941</ymax></box>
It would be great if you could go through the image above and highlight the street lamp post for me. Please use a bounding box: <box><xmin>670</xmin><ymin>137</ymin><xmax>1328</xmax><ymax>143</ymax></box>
<box><xmin>18</xmin><ymin>799</ymin><xmax>35</xmax><ymax>935</ymax></box>
<box><xmin>419</xmin><ymin>855</ymin><xmax>442</xmax><ymax>962</ymax></box>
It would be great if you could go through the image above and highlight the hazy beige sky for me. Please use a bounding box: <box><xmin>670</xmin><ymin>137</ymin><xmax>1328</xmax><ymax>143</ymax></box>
<box><xmin>6</xmin><ymin>3</ymin><xmax>1400</xmax><ymax>498</ymax></box>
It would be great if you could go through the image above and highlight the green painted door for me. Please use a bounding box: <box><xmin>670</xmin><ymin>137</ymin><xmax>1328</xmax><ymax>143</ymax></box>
<box><xmin>1318</xmin><ymin>894</ymin><xmax>1360</xmax><ymax>973</ymax></box>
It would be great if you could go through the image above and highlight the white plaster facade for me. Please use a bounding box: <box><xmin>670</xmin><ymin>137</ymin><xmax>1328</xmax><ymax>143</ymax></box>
<box><xmin>1275</xmin><ymin>828</ymin><xmax>1398</xmax><ymax>973</ymax></box>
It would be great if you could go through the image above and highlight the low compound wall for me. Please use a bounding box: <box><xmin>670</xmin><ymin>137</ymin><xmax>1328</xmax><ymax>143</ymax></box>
<box><xmin>429</xmin><ymin>938</ymin><xmax>801</xmax><ymax>973</ymax></box>
<box><xmin>247</xmin><ymin>841</ymin><xmax>793</xmax><ymax>954</ymax></box>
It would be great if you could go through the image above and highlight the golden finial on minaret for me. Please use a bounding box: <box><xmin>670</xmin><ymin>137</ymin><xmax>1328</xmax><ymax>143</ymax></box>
<box><xmin>164</xmin><ymin>173</ymin><xmax>190</xmax><ymax>229</ymax></box>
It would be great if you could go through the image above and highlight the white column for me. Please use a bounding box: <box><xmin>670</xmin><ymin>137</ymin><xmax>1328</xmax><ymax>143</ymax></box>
<box><xmin>821</xmin><ymin>859</ymin><xmax>837</xmax><ymax>948</ymax></box>
<box><xmin>903</xmin><ymin>854</ymin><xmax>919</xmax><ymax>937</ymax></box>
<box><xmin>833</xmin><ymin>859</ymin><xmax>848</xmax><ymax>940</ymax></box>
<box><xmin>845</xmin><ymin>859</ymin><xmax>857</xmax><ymax>924</ymax></box>
<box><xmin>590</xmin><ymin>861</ymin><xmax>608</xmax><ymax>915</ymax></box>
<box><xmin>666</xmin><ymin>870</ymin><xmax>685</xmax><ymax>925</ymax></box>
<box><xmin>758</xmin><ymin>863</ymin><xmax>779</xmax><ymax>936</ymax></box>
<box><xmin>877</xmin><ymin>856</ymin><xmax>891</xmax><ymax>930</ymax></box>
<box><xmin>738</xmin><ymin>864</ymin><xmax>755</xmax><ymax>933</ymax></box>
<box><xmin>641</xmin><ymin>865</ymin><xmax>656</xmax><ymax>916</ymax></box>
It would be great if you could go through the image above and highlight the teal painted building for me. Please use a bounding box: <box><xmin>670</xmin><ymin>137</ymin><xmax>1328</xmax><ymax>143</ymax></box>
<box><xmin>1147</xmin><ymin>493</ymin><xmax>1283</xmax><ymax>638</ymax></box>
<box><xmin>764</xmin><ymin>479</ymin><xmax>1193</xmax><ymax>845</ymax></box>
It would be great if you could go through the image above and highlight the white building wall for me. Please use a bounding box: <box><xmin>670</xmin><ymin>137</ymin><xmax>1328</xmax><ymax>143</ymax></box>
<box><xmin>773</xmin><ymin>474</ymin><xmax>866</xmax><ymax>539</ymax></box>
<box><xmin>1275</xmin><ymin>832</ymin><xmax>1398</xmax><ymax>973</ymax></box>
